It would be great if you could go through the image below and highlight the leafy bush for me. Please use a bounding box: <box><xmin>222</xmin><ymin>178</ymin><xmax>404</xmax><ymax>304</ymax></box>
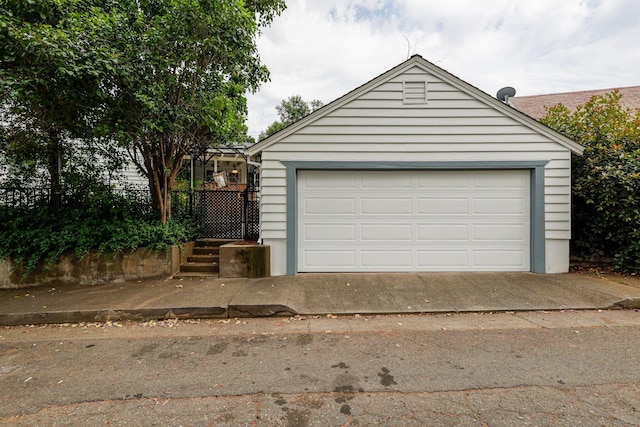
<box><xmin>0</xmin><ymin>190</ymin><xmax>196</xmax><ymax>275</ymax></box>
<box><xmin>541</xmin><ymin>91</ymin><xmax>640</xmax><ymax>271</ymax></box>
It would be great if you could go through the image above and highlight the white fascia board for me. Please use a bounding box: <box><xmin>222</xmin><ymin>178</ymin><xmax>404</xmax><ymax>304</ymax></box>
<box><xmin>410</xmin><ymin>58</ymin><xmax>585</xmax><ymax>156</ymax></box>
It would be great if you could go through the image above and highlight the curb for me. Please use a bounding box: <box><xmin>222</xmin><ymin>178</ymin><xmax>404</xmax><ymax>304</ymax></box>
<box><xmin>1</xmin><ymin>300</ymin><xmax>639</xmax><ymax>327</ymax></box>
<box><xmin>0</xmin><ymin>307</ymin><xmax>228</xmax><ymax>326</ymax></box>
<box><xmin>609</xmin><ymin>298</ymin><xmax>640</xmax><ymax>310</ymax></box>
<box><xmin>228</xmin><ymin>304</ymin><xmax>297</xmax><ymax>318</ymax></box>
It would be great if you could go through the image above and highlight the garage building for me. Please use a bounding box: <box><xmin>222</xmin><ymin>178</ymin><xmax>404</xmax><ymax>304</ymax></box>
<box><xmin>246</xmin><ymin>55</ymin><xmax>583</xmax><ymax>275</ymax></box>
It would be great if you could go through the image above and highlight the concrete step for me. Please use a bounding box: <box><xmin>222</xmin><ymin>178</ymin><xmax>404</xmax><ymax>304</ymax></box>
<box><xmin>175</xmin><ymin>239</ymin><xmax>239</xmax><ymax>279</ymax></box>
<box><xmin>180</xmin><ymin>263</ymin><xmax>219</xmax><ymax>273</ymax></box>
<box><xmin>192</xmin><ymin>239</ymin><xmax>237</xmax><ymax>255</ymax></box>
<box><xmin>187</xmin><ymin>255</ymin><xmax>219</xmax><ymax>263</ymax></box>
<box><xmin>196</xmin><ymin>239</ymin><xmax>237</xmax><ymax>248</ymax></box>
<box><xmin>193</xmin><ymin>246</ymin><xmax>220</xmax><ymax>255</ymax></box>
<box><xmin>192</xmin><ymin>247</ymin><xmax>219</xmax><ymax>255</ymax></box>
<box><xmin>172</xmin><ymin>271</ymin><xmax>219</xmax><ymax>279</ymax></box>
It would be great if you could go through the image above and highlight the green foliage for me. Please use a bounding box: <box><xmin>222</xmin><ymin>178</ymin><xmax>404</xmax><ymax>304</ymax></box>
<box><xmin>107</xmin><ymin>0</ymin><xmax>286</xmax><ymax>223</ymax></box>
<box><xmin>1</xmin><ymin>0</ymin><xmax>286</xmax><ymax>222</ymax></box>
<box><xmin>0</xmin><ymin>190</ymin><xmax>195</xmax><ymax>275</ymax></box>
<box><xmin>260</xmin><ymin>120</ymin><xmax>289</xmax><ymax>140</ymax></box>
<box><xmin>259</xmin><ymin>95</ymin><xmax>324</xmax><ymax>140</ymax></box>
<box><xmin>0</xmin><ymin>0</ymin><xmax>133</xmax><ymax>202</ymax></box>
<box><xmin>0</xmin><ymin>0</ymin><xmax>123</xmax><ymax>116</ymax></box>
<box><xmin>541</xmin><ymin>91</ymin><xmax>640</xmax><ymax>271</ymax></box>
<box><xmin>0</xmin><ymin>0</ymin><xmax>284</xmax><ymax>273</ymax></box>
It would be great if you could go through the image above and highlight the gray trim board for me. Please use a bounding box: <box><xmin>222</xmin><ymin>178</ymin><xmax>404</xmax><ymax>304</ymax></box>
<box><xmin>530</xmin><ymin>166</ymin><xmax>546</xmax><ymax>273</ymax></box>
<box><xmin>285</xmin><ymin>163</ymin><xmax>298</xmax><ymax>275</ymax></box>
<box><xmin>283</xmin><ymin>161</ymin><xmax>549</xmax><ymax>275</ymax></box>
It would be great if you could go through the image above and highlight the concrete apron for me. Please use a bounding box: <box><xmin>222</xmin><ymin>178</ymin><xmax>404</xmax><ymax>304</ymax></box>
<box><xmin>1</xmin><ymin>272</ymin><xmax>640</xmax><ymax>326</ymax></box>
<box><xmin>283</xmin><ymin>272</ymin><xmax>640</xmax><ymax>316</ymax></box>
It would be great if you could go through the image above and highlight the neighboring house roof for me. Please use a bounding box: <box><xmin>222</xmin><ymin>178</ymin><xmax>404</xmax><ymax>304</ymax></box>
<box><xmin>247</xmin><ymin>55</ymin><xmax>583</xmax><ymax>156</ymax></box>
<box><xmin>511</xmin><ymin>86</ymin><xmax>640</xmax><ymax>120</ymax></box>
<box><xmin>204</xmin><ymin>144</ymin><xmax>253</xmax><ymax>155</ymax></box>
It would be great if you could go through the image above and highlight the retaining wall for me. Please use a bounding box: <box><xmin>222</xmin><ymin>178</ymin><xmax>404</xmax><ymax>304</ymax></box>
<box><xmin>0</xmin><ymin>244</ymin><xmax>192</xmax><ymax>289</ymax></box>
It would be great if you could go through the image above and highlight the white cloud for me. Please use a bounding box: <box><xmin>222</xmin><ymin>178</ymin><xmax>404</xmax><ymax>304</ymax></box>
<box><xmin>246</xmin><ymin>0</ymin><xmax>640</xmax><ymax>138</ymax></box>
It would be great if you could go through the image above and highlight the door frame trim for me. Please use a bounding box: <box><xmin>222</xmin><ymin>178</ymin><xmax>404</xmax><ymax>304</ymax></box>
<box><xmin>282</xmin><ymin>161</ymin><xmax>549</xmax><ymax>275</ymax></box>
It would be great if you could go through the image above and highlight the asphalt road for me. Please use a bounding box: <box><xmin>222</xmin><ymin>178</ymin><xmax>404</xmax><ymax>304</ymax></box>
<box><xmin>1</xmin><ymin>310</ymin><xmax>640</xmax><ymax>426</ymax></box>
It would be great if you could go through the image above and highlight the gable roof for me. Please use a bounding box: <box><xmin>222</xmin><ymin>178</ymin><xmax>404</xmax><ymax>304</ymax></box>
<box><xmin>247</xmin><ymin>55</ymin><xmax>583</xmax><ymax>156</ymax></box>
<box><xmin>512</xmin><ymin>86</ymin><xmax>640</xmax><ymax>120</ymax></box>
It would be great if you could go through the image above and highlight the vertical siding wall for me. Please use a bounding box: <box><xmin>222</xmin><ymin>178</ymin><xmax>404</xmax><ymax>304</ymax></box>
<box><xmin>258</xmin><ymin>66</ymin><xmax>572</xmax><ymax>275</ymax></box>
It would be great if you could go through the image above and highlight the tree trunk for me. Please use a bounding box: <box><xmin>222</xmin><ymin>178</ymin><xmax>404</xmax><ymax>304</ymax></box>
<box><xmin>136</xmin><ymin>139</ymin><xmax>187</xmax><ymax>225</ymax></box>
<box><xmin>148</xmin><ymin>167</ymin><xmax>167</xmax><ymax>224</ymax></box>
<box><xmin>146</xmin><ymin>152</ymin><xmax>173</xmax><ymax>225</ymax></box>
<box><xmin>47</xmin><ymin>130</ymin><xmax>63</xmax><ymax>211</ymax></box>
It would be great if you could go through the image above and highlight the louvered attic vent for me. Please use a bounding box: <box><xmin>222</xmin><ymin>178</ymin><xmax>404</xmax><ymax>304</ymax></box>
<box><xmin>403</xmin><ymin>80</ymin><xmax>427</xmax><ymax>104</ymax></box>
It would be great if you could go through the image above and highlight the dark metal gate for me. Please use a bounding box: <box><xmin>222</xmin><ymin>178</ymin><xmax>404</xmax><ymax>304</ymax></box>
<box><xmin>194</xmin><ymin>189</ymin><xmax>259</xmax><ymax>240</ymax></box>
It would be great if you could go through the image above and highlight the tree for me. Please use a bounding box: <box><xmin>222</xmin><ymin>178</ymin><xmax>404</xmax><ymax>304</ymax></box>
<box><xmin>109</xmin><ymin>0</ymin><xmax>286</xmax><ymax>223</ymax></box>
<box><xmin>541</xmin><ymin>91</ymin><xmax>640</xmax><ymax>271</ymax></box>
<box><xmin>0</xmin><ymin>0</ymin><xmax>126</xmax><ymax>207</ymax></box>
<box><xmin>1</xmin><ymin>0</ymin><xmax>286</xmax><ymax>223</ymax></box>
<box><xmin>259</xmin><ymin>95</ymin><xmax>323</xmax><ymax>140</ymax></box>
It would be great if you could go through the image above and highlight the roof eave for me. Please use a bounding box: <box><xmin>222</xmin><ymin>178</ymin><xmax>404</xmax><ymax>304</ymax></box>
<box><xmin>247</xmin><ymin>55</ymin><xmax>585</xmax><ymax>157</ymax></box>
<box><xmin>408</xmin><ymin>58</ymin><xmax>585</xmax><ymax>156</ymax></box>
<box><xmin>246</xmin><ymin>56</ymin><xmax>426</xmax><ymax>157</ymax></box>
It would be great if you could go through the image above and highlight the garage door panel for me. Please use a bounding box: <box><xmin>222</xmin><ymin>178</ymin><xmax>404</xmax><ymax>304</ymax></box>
<box><xmin>361</xmin><ymin>173</ymin><xmax>412</xmax><ymax>189</ymax></box>
<box><xmin>418</xmin><ymin>250</ymin><xmax>469</xmax><ymax>268</ymax></box>
<box><xmin>361</xmin><ymin>224</ymin><xmax>413</xmax><ymax>241</ymax></box>
<box><xmin>418</xmin><ymin>198</ymin><xmax>468</xmax><ymax>215</ymax></box>
<box><xmin>298</xmin><ymin>170</ymin><xmax>530</xmax><ymax>272</ymax></box>
<box><xmin>361</xmin><ymin>250</ymin><xmax>412</xmax><ymax>267</ymax></box>
<box><xmin>302</xmin><ymin>172</ymin><xmax>356</xmax><ymax>189</ymax></box>
<box><xmin>472</xmin><ymin>224</ymin><xmax>526</xmax><ymax>241</ymax></box>
<box><xmin>361</xmin><ymin>198</ymin><xmax>412</xmax><ymax>215</ymax></box>
<box><xmin>303</xmin><ymin>250</ymin><xmax>356</xmax><ymax>268</ymax></box>
<box><xmin>303</xmin><ymin>224</ymin><xmax>356</xmax><ymax>241</ymax></box>
<box><xmin>473</xmin><ymin>174</ymin><xmax>527</xmax><ymax>189</ymax></box>
<box><xmin>473</xmin><ymin>197</ymin><xmax>526</xmax><ymax>215</ymax></box>
<box><xmin>473</xmin><ymin>250</ymin><xmax>527</xmax><ymax>269</ymax></box>
<box><xmin>418</xmin><ymin>224</ymin><xmax>468</xmax><ymax>241</ymax></box>
<box><xmin>417</xmin><ymin>172</ymin><xmax>467</xmax><ymax>188</ymax></box>
<box><xmin>304</xmin><ymin>198</ymin><xmax>356</xmax><ymax>215</ymax></box>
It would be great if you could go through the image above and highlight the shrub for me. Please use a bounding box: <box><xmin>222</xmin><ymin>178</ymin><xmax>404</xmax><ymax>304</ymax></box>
<box><xmin>541</xmin><ymin>91</ymin><xmax>640</xmax><ymax>271</ymax></box>
<box><xmin>0</xmin><ymin>190</ymin><xmax>196</xmax><ymax>275</ymax></box>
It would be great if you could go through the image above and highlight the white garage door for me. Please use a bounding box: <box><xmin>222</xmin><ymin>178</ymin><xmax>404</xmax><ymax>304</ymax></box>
<box><xmin>297</xmin><ymin>169</ymin><xmax>530</xmax><ymax>272</ymax></box>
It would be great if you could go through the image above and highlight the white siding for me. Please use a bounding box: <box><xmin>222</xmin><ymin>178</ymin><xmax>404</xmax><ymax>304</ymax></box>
<box><xmin>259</xmin><ymin>159</ymin><xmax>288</xmax><ymax>239</ymax></box>
<box><xmin>256</xmin><ymin>64</ymin><xmax>574</xmax><ymax>274</ymax></box>
<box><xmin>119</xmin><ymin>159</ymin><xmax>147</xmax><ymax>188</ymax></box>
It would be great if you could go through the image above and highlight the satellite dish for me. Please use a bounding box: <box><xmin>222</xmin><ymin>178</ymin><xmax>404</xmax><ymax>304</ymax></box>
<box><xmin>496</xmin><ymin>86</ymin><xmax>516</xmax><ymax>103</ymax></box>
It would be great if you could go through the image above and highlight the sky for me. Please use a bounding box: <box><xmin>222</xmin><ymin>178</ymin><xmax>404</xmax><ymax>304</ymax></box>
<box><xmin>245</xmin><ymin>0</ymin><xmax>640</xmax><ymax>139</ymax></box>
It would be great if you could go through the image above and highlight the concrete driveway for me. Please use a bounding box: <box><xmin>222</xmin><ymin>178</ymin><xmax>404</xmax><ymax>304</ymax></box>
<box><xmin>1</xmin><ymin>272</ymin><xmax>640</xmax><ymax>325</ymax></box>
